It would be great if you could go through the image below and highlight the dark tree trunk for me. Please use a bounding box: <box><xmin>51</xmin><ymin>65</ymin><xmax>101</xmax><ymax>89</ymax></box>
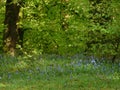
<box><xmin>3</xmin><ymin>0</ymin><xmax>21</xmax><ymax>56</ymax></box>
<box><xmin>18</xmin><ymin>28</ymin><xmax>24</xmax><ymax>48</ymax></box>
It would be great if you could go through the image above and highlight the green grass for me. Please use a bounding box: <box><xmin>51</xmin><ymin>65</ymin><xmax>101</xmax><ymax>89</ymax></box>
<box><xmin>0</xmin><ymin>55</ymin><xmax>120</xmax><ymax>90</ymax></box>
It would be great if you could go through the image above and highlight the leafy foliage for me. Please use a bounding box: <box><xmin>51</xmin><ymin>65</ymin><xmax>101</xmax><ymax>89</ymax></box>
<box><xmin>0</xmin><ymin>0</ymin><xmax>120</xmax><ymax>62</ymax></box>
<box><xmin>0</xmin><ymin>1</ymin><xmax>5</xmax><ymax>52</ymax></box>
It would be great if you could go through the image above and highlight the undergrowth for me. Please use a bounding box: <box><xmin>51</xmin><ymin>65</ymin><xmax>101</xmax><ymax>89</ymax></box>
<box><xmin>0</xmin><ymin>54</ymin><xmax>120</xmax><ymax>90</ymax></box>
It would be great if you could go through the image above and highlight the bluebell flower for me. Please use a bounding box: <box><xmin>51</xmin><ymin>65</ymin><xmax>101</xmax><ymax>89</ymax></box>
<box><xmin>29</xmin><ymin>69</ymin><xmax>33</xmax><ymax>73</ymax></box>
<box><xmin>36</xmin><ymin>67</ymin><xmax>40</xmax><ymax>71</ymax></box>
<box><xmin>57</xmin><ymin>65</ymin><xmax>63</xmax><ymax>72</ymax></box>
<box><xmin>8</xmin><ymin>72</ymin><xmax>11</xmax><ymax>79</ymax></box>
<box><xmin>27</xmin><ymin>76</ymin><xmax>31</xmax><ymax>80</ymax></box>
<box><xmin>15</xmin><ymin>71</ymin><xmax>19</xmax><ymax>74</ymax></box>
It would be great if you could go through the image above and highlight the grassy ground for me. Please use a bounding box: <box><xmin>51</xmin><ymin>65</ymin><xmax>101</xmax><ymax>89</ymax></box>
<box><xmin>0</xmin><ymin>55</ymin><xmax>120</xmax><ymax>90</ymax></box>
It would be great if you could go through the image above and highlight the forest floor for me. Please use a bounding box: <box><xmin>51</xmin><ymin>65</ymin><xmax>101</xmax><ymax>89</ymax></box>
<box><xmin>0</xmin><ymin>55</ymin><xmax>120</xmax><ymax>90</ymax></box>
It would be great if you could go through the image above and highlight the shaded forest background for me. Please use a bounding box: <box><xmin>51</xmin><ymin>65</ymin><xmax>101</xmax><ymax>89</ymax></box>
<box><xmin>0</xmin><ymin>0</ymin><xmax>120</xmax><ymax>62</ymax></box>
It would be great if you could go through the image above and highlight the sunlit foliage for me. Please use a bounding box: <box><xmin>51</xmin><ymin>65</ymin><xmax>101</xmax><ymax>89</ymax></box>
<box><xmin>0</xmin><ymin>0</ymin><xmax>120</xmax><ymax>62</ymax></box>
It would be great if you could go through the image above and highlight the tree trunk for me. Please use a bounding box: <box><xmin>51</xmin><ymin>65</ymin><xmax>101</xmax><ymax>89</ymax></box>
<box><xmin>3</xmin><ymin>0</ymin><xmax>21</xmax><ymax>56</ymax></box>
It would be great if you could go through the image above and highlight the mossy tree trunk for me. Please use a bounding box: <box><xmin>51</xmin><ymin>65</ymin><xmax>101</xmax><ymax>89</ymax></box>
<box><xmin>3</xmin><ymin>0</ymin><xmax>21</xmax><ymax>56</ymax></box>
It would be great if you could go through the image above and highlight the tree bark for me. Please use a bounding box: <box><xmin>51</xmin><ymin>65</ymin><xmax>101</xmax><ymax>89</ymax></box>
<box><xmin>3</xmin><ymin>0</ymin><xmax>21</xmax><ymax>56</ymax></box>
